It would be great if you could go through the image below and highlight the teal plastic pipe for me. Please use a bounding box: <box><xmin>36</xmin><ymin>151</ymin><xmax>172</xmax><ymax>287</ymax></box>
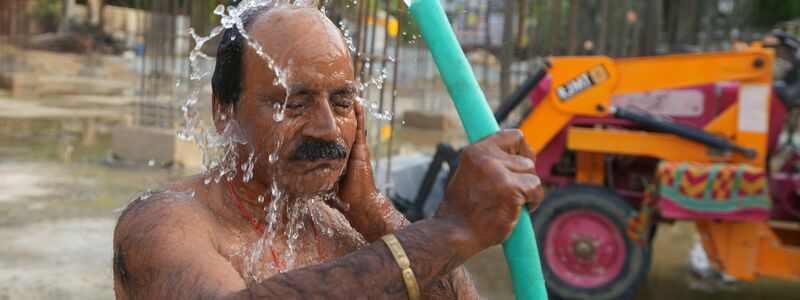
<box><xmin>405</xmin><ymin>0</ymin><xmax>547</xmax><ymax>299</ymax></box>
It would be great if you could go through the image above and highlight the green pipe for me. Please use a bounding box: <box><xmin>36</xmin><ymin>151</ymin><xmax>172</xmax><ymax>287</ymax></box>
<box><xmin>405</xmin><ymin>0</ymin><xmax>547</xmax><ymax>299</ymax></box>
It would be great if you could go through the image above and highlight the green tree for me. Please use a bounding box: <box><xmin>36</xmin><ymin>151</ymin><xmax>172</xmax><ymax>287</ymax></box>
<box><xmin>752</xmin><ymin>0</ymin><xmax>800</xmax><ymax>29</ymax></box>
<box><xmin>32</xmin><ymin>0</ymin><xmax>62</xmax><ymax>18</ymax></box>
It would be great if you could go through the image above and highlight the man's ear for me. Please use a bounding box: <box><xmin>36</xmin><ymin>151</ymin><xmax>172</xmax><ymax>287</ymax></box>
<box><xmin>212</xmin><ymin>93</ymin><xmax>234</xmax><ymax>134</ymax></box>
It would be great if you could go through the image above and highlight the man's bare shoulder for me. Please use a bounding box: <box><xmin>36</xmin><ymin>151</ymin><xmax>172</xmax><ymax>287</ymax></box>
<box><xmin>113</xmin><ymin>175</ymin><xmax>219</xmax><ymax>297</ymax></box>
<box><xmin>115</xmin><ymin>175</ymin><xmax>211</xmax><ymax>236</ymax></box>
<box><xmin>113</xmin><ymin>175</ymin><xmax>251</xmax><ymax>298</ymax></box>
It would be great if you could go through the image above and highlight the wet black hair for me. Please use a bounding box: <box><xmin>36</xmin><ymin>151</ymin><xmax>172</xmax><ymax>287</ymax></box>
<box><xmin>211</xmin><ymin>6</ymin><xmax>272</xmax><ymax>105</ymax></box>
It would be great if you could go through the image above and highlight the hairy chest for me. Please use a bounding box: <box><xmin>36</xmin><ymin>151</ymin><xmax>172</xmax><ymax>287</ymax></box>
<box><xmin>215</xmin><ymin>204</ymin><xmax>367</xmax><ymax>284</ymax></box>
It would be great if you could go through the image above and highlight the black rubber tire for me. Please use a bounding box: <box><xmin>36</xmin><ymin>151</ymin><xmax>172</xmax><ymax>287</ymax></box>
<box><xmin>531</xmin><ymin>184</ymin><xmax>651</xmax><ymax>300</ymax></box>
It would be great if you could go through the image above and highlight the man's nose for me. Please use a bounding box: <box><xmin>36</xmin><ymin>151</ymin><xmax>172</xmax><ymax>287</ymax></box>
<box><xmin>303</xmin><ymin>96</ymin><xmax>338</xmax><ymax>140</ymax></box>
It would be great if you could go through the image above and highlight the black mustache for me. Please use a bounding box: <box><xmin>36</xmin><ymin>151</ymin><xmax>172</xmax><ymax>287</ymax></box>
<box><xmin>289</xmin><ymin>139</ymin><xmax>347</xmax><ymax>161</ymax></box>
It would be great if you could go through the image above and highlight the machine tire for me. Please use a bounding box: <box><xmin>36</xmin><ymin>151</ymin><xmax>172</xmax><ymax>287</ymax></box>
<box><xmin>532</xmin><ymin>184</ymin><xmax>651</xmax><ymax>300</ymax></box>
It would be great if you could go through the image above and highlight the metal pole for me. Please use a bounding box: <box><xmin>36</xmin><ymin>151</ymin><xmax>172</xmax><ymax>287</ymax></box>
<box><xmin>385</xmin><ymin>0</ymin><xmax>403</xmax><ymax>198</ymax></box>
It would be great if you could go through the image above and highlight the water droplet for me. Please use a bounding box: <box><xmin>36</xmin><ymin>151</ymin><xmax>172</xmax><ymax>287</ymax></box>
<box><xmin>213</xmin><ymin>4</ymin><xmax>225</xmax><ymax>16</ymax></box>
<box><xmin>140</xmin><ymin>190</ymin><xmax>153</xmax><ymax>200</ymax></box>
<box><xmin>273</xmin><ymin>102</ymin><xmax>285</xmax><ymax>122</ymax></box>
<box><xmin>271</xmin><ymin>184</ymin><xmax>281</xmax><ymax>199</ymax></box>
<box><xmin>273</xmin><ymin>111</ymin><xmax>285</xmax><ymax>122</ymax></box>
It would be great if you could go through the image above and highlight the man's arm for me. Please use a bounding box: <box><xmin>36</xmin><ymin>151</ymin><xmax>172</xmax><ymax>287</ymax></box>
<box><xmin>336</xmin><ymin>103</ymin><xmax>478</xmax><ymax>298</ymax></box>
<box><xmin>339</xmin><ymin>193</ymin><xmax>478</xmax><ymax>299</ymax></box>
<box><xmin>114</xmin><ymin>196</ymin><xmax>475</xmax><ymax>299</ymax></box>
<box><xmin>240</xmin><ymin>219</ymin><xmax>470</xmax><ymax>299</ymax></box>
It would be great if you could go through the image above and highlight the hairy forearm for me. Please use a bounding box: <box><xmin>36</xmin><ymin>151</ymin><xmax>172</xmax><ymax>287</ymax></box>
<box><xmin>342</xmin><ymin>194</ymin><xmax>478</xmax><ymax>299</ymax></box>
<box><xmin>231</xmin><ymin>219</ymin><xmax>473</xmax><ymax>299</ymax></box>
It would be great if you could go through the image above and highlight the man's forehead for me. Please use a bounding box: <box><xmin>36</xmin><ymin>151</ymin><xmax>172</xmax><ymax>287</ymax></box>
<box><xmin>245</xmin><ymin>7</ymin><xmax>351</xmax><ymax>70</ymax></box>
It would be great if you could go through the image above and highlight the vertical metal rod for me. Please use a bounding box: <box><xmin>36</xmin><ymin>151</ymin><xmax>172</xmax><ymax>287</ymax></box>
<box><xmin>356</xmin><ymin>0</ymin><xmax>368</xmax><ymax>80</ymax></box>
<box><xmin>499</xmin><ymin>0</ymin><xmax>514</xmax><ymax>100</ymax></box>
<box><xmin>385</xmin><ymin>0</ymin><xmax>403</xmax><ymax>197</ymax></box>
<box><xmin>365</xmin><ymin>0</ymin><xmax>380</xmax><ymax>102</ymax></box>
<box><xmin>374</xmin><ymin>0</ymin><xmax>392</xmax><ymax>182</ymax></box>
<box><xmin>136</xmin><ymin>0</ymin><xmax>148</xmax><ymax>126</ymax></box>
<box><xmin>481</xmin><ymin>0</ymin><xmax>490</xmax><ymax>90</ymax></box>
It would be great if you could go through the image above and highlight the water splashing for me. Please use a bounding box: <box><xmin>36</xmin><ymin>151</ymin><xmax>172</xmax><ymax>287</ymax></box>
<box><xmin>180</xmin><ymin>0</ymin><xmax>395</xmax><ymax>275</ymax></box>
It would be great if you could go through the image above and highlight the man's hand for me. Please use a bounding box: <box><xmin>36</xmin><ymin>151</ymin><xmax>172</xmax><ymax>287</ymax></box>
<box><xmin>335</xmin><ymin>102</ymin><xmax>408</xmax><ymax>243</ymax></box>
<box><xmin>434</xmin><ymin>129</ymin><xmax>545</xmax><ymax>260</ymax></box>
<box><xmin>336</xmin><ymin>102</ymin><xmax>379</xmax><ymax>213</ymax></box>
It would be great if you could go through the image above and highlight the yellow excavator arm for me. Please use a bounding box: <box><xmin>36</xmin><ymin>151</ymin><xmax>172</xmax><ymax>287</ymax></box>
<box><xmin>520</xmin><ymin>45</ymin><xmax>774</xmax><ymax>166</ymax></box>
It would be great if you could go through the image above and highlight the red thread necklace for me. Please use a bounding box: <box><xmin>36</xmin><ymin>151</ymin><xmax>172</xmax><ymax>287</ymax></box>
<box><xmin>224</xmin><ymin>180</ymin><xmax>325</xmax><ymax>273</ymax></box>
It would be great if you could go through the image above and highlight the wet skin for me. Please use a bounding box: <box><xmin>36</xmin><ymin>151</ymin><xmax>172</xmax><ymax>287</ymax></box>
<box><xmin>227</xmin><ymin>6</ymin><xmax>358</xmax><ymax>197</ymax></box>
<box><xmin>113</xmin><ymin>5</ymin><xmax>544</xmax><ymax>300</ymax></box>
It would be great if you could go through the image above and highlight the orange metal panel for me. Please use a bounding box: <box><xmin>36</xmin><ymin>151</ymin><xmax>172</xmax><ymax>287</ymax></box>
<box><xmin>544</xmin><ymin>56</ymin><xmax>619</xmax><ymax>117</ymax></box>
<box><xmin>699</xmin><ymin>221</ymin><xmax>758</xmax><ymax>280</ymax></box>
<box><xmin>543</xmin><ymin>49</ymin><xmax>773</xmax><ymax>117</ymax></box>
<box><xmin>697</xmin><ymin>221</ymin><xmax>799</xmax><ymax>281</ymax></box>
<box><xmin>755</xmin><ymin>223</ymin><xmax>800</xmax><ymax>280</ymax></box>
<box><xmin>695</xmin><ymin>221</ymin><xmax>723</xmax><ymax>268</ymax></box>
<box><xmin>613</xmin><ymin>49</ymin><xmax>773</xmax><ymax>95</ymax></box>
<box><xmin>703</xmin><ymin>105</ymin><xmax>738</xmax><ymax>140</ymax></box>
<box><xmin>785</xmin><ymin>248</ymin><xmax>800</xmax><ymax>278</ymax></box>
<box><xmin>575</xmin><ymin>152</ymin><xmax>605</xmax><ymax>185</ymax></box>
<box><xmin>736</xmin><ymin>132</ymin><xmax>768</xmax><ymax>167</ymax></box>
<box><xmin>567</xmin><ymin>127</ymin><xmax>732</xmax><ymax>162</ymax></box>
<box><xmin>519</xmin><ymin>98</ymin><xmax>573</xmax><ymax>153</ymax></box>
<box><xmin>727</xmin><ymin>222</ymin><xmax>760</xmax><ymax>280</ymax></box>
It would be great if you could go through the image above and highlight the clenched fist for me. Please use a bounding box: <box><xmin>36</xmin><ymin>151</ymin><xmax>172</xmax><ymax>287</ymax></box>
<box><xmin>434</xmin><ymin>129</ymin><xmax>545</xmax><ymax>259</ymax></box>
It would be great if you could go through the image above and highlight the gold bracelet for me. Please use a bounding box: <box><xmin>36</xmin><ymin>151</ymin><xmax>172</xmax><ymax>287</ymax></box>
<box><xmin>381</xmin><ymin>234</ymin><xmax>420</xmax><ymax>300</ymax></box>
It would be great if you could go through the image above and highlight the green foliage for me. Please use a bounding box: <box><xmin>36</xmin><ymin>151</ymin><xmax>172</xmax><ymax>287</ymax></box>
<box><xmin>752</xmin><ymin>0</ymin><xmax>800</xmax><ymax>29</ymax></box>
<box><xmin>31</xmin><ymin>0</ymin><xmax>62</xmax><ymax>18</ymax></box>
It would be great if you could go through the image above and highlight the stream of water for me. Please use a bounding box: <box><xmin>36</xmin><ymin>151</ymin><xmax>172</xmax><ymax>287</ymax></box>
<box><xmin>175</xmin><ymin>0</ymin><xmax>394</xmax><ymax>277</ymax></box>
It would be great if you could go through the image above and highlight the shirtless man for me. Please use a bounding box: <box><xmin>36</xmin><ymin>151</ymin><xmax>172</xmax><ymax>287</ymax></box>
<box><xmin>113</xmin><ymin>3</ymin><xmax>544</xmax><ymax>299</ymax></box>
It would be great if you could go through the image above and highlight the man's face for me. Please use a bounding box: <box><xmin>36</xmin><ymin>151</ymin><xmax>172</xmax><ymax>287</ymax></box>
<box><xmin>224</xmin><ymin>7</ymin><xmax>358</xmax><ymax>197</ymax></box>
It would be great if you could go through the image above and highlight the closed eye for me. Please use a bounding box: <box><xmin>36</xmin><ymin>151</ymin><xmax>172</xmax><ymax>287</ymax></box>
<box><xmin>285</xmin><ymin>88</ymin><xmax>314</xmax><ymax>109</ymax></box>
<box><xmin>285</xmin><ymin>103</ymin><xmax>303</xmax><ymax>109</ymax></box>
<box><xmin>332</xmin><ymin>94</ymin><xmax>354</xmax><ymax>108</ymax></box>
<box><xmin>331</xmin><ymin>87</ymin><xmax>355</xmax><ymax>108</ymax></box>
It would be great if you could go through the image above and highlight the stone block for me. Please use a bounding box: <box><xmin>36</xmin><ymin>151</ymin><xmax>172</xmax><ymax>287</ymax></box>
<box><xmin>402</xmin><ymin>110</ymin><xmax>461</xmax><ymax>131</ymax></box>
<box><xmin>2</xmin><ymin>73</ymin><xmax>133</xmax><ymax>99</ymax></box>
<box><xmin>111</xmin><ymin>125</ymin><xmax>202</xmax><ymax>168</ymax></box>
<box><xmin>7</xmin><ymin>73</ymin><xmax>39</xmax><ymax>99</ymax></box>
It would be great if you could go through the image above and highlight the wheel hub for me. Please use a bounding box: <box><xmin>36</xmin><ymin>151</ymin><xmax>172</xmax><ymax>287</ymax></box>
<box><xmin>572</xmin><ymin>235</ymin><xmax>596</xmax><ymax>260</ymax></box>
<box><xmin>545</xmin><ymin>210</ymin><xmax>627</xmax><ymax>289</ymax></box>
